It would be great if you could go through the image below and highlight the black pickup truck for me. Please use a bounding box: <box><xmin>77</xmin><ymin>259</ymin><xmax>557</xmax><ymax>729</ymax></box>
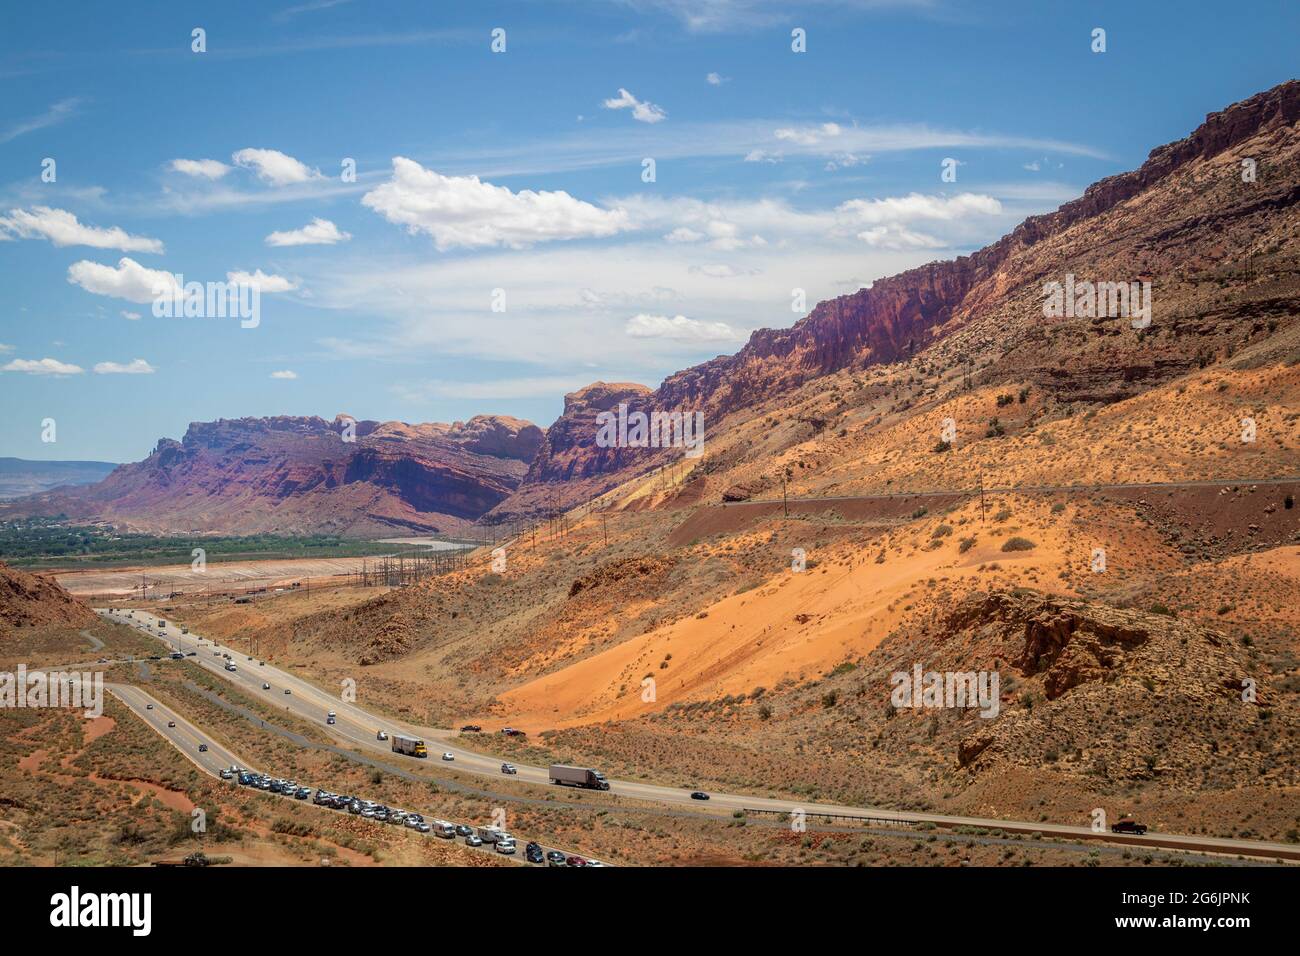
<box><xmin>1110</xmin><ymin>819</ymin><xmax>1148</xmax><ymax>835</ymax></box>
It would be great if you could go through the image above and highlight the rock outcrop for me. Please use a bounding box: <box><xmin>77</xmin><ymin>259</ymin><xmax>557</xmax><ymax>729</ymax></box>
<box><xmin>0</xmin><ymin>562</ymin><xmax>97</xmax><ymax>631</ymax></box>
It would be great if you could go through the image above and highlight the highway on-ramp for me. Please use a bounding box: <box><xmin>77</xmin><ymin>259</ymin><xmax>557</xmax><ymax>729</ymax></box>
<box><xmin>102</xmin><ymin>608</ymin><xmax>1300</xmax><ymax>864</ymax></box>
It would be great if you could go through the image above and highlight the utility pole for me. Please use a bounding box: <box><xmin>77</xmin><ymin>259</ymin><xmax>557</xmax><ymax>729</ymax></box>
<box><xmin>980</xmin><ymin>472</ymin><xmax>986</xmax><ymax>524</ymax></box>
<box><xmin>782</xmin><ymin>473</ymin><xmax>788</xmax><ymax>518</ymax></box>
<box><xmin>602</xmin><ymin>513</ymin><xmax>608</xmax><ymax>547</ymax></box>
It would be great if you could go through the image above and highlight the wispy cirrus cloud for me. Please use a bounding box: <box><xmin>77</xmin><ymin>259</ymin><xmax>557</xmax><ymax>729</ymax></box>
<box><xmin>0</xmin><ymin>97</ymin><xmax>82</xmax><ymax>144</ymax></box>
<box><xmin>622</xmin><ymin>0</ymin><xmax>938</xmax><ymax>33</ymax></box>
<box><xmin>424</xmin><ymin>117</ymin><xmax>1108</xmax><ymax>180</ymax></box>
<box><xmin>274</xmin><ymin>0</ymin><xmax>354</xmax><ymax>21</ymax></box>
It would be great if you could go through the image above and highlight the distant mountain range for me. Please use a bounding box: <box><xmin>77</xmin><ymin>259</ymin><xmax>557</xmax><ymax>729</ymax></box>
<box><xmin>0</xmin><ymin>458</ymin><xmax>119</xmax><ymax>501</ymax></box>
<box><xmin>0</xmin><ymin>415</ymin><xmax>542</xmax><ymax>537</ymax></box>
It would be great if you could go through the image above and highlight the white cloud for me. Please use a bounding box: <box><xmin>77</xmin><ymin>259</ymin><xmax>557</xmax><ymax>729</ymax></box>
<box><xmin>120</xmin><ymin>310</ymin><xmax>141</xmax><ymax>320</ymax></box>
<box><xmin>270</xmin><ymin>369</ymin><xmax>298</xmax><ymax>379</ymax></box>
<box><xmin>1023</xmin><ymin>160</ymin><xmax>1041</xmax><ymax>172</ymax></box>
<box><xmin>664</xmin><ymin>226</ymin><xmax>705</xmax><ymax>243</ymax></box>
<box><xmin>603</xmin><ymin>88</ymin><xmax>667</xmax><ymax>124</ymax></box>
<box><xmin>0</xmin><ymin>206</ymin><xmax>163</xmax><ymax>253</ymax></box>
<box><xmin>93</xmin><ymin>358</ymin><xmax>156</xmax><ymax>374</ymax></box>
<box><xmin>170</xmin><ymin>158</ymin><xmax>232</xmax><ymax>180</ymax></box>
<box><xmin>227</xmin><ymin>269</ymin><xmax>300</xmax><ymax>293</ymax></box>
<box><xmin>774</xmin><ymin>122</ymin><xmax>841</xmax><ymax>146</ymax></box>
<box><xmin>626</xmin><ymin>313</ymin><xmax>745</xmax><ymax>342</ymax></box>
<box><xmin>705</xmin><ymin>72</ymin><xmax>727</xmax><ymax>85</ymax></box>
<box><xmin>0</xmin><ymin>343</ymin><xmax>13</xmax><ymax>353</ymax></box>
<box><xmin>362</xmin><ymin>157</ymin><xmax>630</xmax><ymax>250</ymax></box>
<box><xmin>67</xmin><ymin>257</ymin><xmax>179</xmax><ymax>303</ymax></box>
<box><xmin>743</xmin><ymin>149</ymin><xmax>781</xmax><ymax>163</ymax></box>
<box><xmin>689</xmin><ymin>263</ymin><xmax>743</xmax><ymax>278</ymax></box>
<box><xmin>3</xmin><ymin>357</ymin><xmax>84</xmax><ymax>376</ymax></box>
<box><xmin>232</xmin><ymin>148</ymin><xmax>323</xmax><ymax>186</ymax></box>
<box><xmin>837</xmin><ymin>192</ymin><xmax>1002</xmax><ymax>224</ymax></box>
<box><xmin>825</xmin><ymin>153</ymin><xmax>866</xmax><ymax>171</ymax></box>
<box><xmin>299</xmin><ymin>182</ymin><xmax>1042</xmax><ymax>375</ymax></box>
<box><xmin>856</xmin><ymin>225</ymin><xmax>942</xmax><ymax>249</ymax></box>
<box><xmin>265</xmin><ymin>217</ymin><xmax>351</xmax><ymax>246</ymax></box>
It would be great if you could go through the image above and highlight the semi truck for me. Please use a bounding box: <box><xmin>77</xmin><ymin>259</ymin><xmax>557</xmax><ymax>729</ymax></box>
<box><xmin>549</xmin><ymin>764</ymin><xmax>610</xmax><ymax>790</ymax></box>
<box><xmin>391</xmin><ymin>734</ymin><xmax>427</xmax><ymax>758</ymax></box>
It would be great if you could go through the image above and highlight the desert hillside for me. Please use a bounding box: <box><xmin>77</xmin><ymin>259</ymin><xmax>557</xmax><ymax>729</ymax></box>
<box><xmin>0</xmin><ymin>561</ymin><xmax>97</xmax><ymax>632</ymax></box>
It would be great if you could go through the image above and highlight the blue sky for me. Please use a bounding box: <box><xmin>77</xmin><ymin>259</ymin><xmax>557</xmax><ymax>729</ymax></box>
<box><xmin>1</xmin><ymin>0</ymin><xmax>1296</xmax><ymax>462</ymax></box>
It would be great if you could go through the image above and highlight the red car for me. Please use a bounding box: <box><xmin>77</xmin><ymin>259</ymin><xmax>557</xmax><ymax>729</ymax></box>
<box><xmin>566</xmin><ymin>855</ymin><xmax>588</xmax><ymax>867</ymax></box>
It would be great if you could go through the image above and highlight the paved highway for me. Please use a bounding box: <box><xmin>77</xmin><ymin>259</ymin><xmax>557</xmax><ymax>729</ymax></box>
<box><xmin>109</xmin><ymin>681</ymin><xmax>251</xmax><ymax>776</ymax></box>
<box><xmin>721</xmin><ymin>474</ymin><xmax>1300</xmax><ymax>507</ymax></box>
<box><xmin>101</xmin><ymin>608</ymin><xmax>1300</xmax><ymax>863</ymax></box>
<box><xmin>104</xmin><ymin>652</ymin><xmax>596</xmax><ymax>866</ymax></box>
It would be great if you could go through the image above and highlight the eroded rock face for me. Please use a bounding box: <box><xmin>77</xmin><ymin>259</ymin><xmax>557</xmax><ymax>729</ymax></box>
<box><xmin>905</xmin><ymin>589</ymin><xmax>1262</xmax><ymax>784</ymax></box>
<box><xmin>1</xmin><ymin>413</ymin><xmax>542</xmax><ymax>537</ymax></box>
<box><xmin>524</xmin><ymin>383</ymin><xmax>654</xmax><ymax>484</ymax></box>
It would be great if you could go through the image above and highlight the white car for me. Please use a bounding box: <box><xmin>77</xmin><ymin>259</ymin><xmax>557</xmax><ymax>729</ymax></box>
<box><xmin>495</xmin><ymin>840</ymin><xmax>517</xmax><ymax>855</ymax></box>
<box><xmin>376</xmin><ymin>731</ymin><xmax>388</xmax><ymax>741</ymax></box>
<box><xmin>441</xmin><ymin>752</ymin><xmax>455</xmax><ymax>761</ymax></box>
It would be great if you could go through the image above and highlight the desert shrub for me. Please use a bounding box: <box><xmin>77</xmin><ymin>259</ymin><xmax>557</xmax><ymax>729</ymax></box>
<box><xmin>958</xmin><ymin>536</ymin><xmax>976</xmax><ymax>553</ymax></box>
<box><xmin>1001</xmin><ymin>537</ymin><xmax>1036</xmax><ymax>552</ymax></box>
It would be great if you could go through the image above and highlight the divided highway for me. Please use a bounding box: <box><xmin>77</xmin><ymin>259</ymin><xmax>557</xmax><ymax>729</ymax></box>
<box><xmin>103</xmin><ymin>635</ymin><xmax>599</xmax><ymax>866</ymax></box>
<box><xmin>102</xmin><ymin>608</ymin><xmax>1300</xmax><ymax>864</ymax></box>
